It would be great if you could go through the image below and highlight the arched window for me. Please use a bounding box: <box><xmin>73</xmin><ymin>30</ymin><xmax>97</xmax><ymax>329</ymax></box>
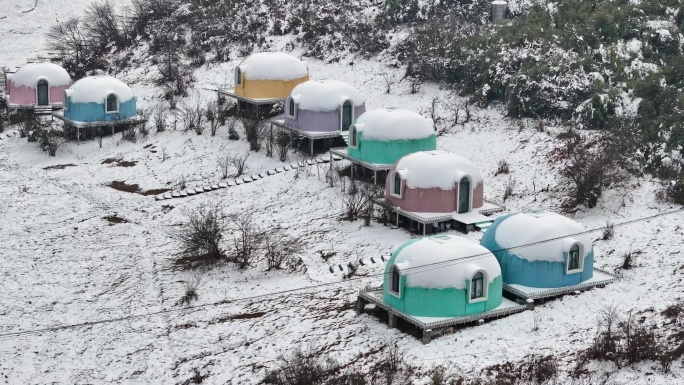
<box><xmin>470</xmin><ymin>271</ymin><xmax>485</xmax><ymax>300</ymax></box>
<box><xmin>391</xmin><ymin>172</ymin><xmax>402</xmax><ymax>198</ymax></box>
<box><xmin>390</xmin><ymin>265</ymin><xmax>400</xmax><ymax>294</ymax></box>
<box><xmin>568</xmin><ymin>244</ymin><xmax>581</xmax><ymax>271</ymax></box>
<box><xmin>349</xmin><ymin>125</ymin><xmax>358</xmax><ymax>148</ymax></box>
<box><xmin>235</xmin><ymin>67</ymin><xmax>242</xmax><ymax>86</ymax></box>
<box><xmin>341</xmin><ymin>100</ymin><xmax>353</xmax><ymax>132</ymax></box>
<box><xmin>106</xmin><ymin>94</ymin><xmax>119</xmax><ymax>113</ymax></box>
<box><xmin>458</xmin><ymin>177</ymin><xmax>471</xmax><ymax>214</ymax></box>
<box><xmin>287</xmin><ymin>97</ymin><xmax>296</xmax><ymax>118</ymax></box>
<box><xmin>37</xmin><ymin>79</ymin><xmax>49</xmax><ymax>106</ymax></box>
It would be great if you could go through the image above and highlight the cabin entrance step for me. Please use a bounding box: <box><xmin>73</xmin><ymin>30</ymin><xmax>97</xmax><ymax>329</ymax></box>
<box><xmin>474</xmin><ymin>221</ymin><xmax>493</xmax><ymax>231</ymax></box>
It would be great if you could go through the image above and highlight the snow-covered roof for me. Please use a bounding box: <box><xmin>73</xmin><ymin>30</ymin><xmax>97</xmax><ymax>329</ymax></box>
<box><xmin>393</xmin><ymin>235</ymin><xmax>501</xmax><ymax>289</ymax></box>
<box><xmin>354</xmin><ymin>108</ymin><xmax>434</xmax><ymax>141</ymax></box>
<box><xmin>239</xmin><ymin>52</ymin><xmax>308</xmax><ymax>81</ymax></box>
<box><xmin>8</xmin><ymin>63</ymin><xmax>71</xmax><ymax>87</ymax></box>
<box><xmin>490</xmin><ymin>211</ymin><xmax>593</xmax><ymax>262</ymax></box>
<box><xmin>395</xmin><ymin>150</ymin><xmax>483</xmax><ymax>190</ymax></box>
<box><xmin>65</xmin><ymin>76</ymin><xmax>134</xmax><ymax>104</ymax></box>
<box><xmin>289</xmin><ymin>80</ymin><xmax>364</xmax><ymax>111</ymax></box>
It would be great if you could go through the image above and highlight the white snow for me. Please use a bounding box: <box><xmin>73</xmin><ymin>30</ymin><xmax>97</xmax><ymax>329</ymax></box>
<box><xmin>65</xmin><ymin>76</ymin><xmax>135</xmax><ymax>104</ymax></box>
<box><xmin>290</xmin><ymin>80</ymin><xmax>364</xmax><ymax>111</ymax></box>
<box><xmin>493</xmin><ymin>211</ymin><xmax>594</xmax><ymax>262</ymax></box>
<box><xmin>7</xmin><ymin>63</ymin><xmax>71</xmax><ymax>87</ymax></box>
<box><xmin>393</xmin><ymin>235</ymin><xmax>501</xmax><ymax>289</ymax></box>
<box><xmin>395</xmin><ymin>150</ymin><xmax>483</xmax><ymax>190</ymax></box>
<box><xmin>354</xmin><ymin>108</ymin><xmax>434</xmax><ymax>141</ymax></box>
<box><xmin>239</xmin><ymin>52</ymin><xmax>308</xmax><ymax>81</ymax></box>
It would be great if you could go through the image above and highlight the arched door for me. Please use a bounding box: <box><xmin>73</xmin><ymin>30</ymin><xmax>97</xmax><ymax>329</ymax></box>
<box><xmin>341</xmin><ymin>100</ymin><xmax>353</xmax><ymax>132</ymax></box>
<box><xmin>37</xmin><ymin>79</ymin><xmax>49</xmax><ymax>106</ymax></box>
<box><xmin>458</xmin><ymin>178</ymin><xmax>470</xmax><ymax>213</ymax></box>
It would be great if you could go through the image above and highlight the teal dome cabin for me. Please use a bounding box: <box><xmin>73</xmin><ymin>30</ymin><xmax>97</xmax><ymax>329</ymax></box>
<box><xmin>347</xmin><ymin>108</ymin><xmax>436</xmax><ymax>166</ymax></box>
<box><xmin>64</xmin><ymin>76</ymin><xmax>137</xmax><ymax>123</ymax></box>
<box><xmin>480</xmin><ymin>211</ymin><xmax>594</xmax><ymax>289</ymax></box>
<box><xmin>383</xmin><ymin>234</ymin><xmax>503</xmax><ymax>318</ymax></box>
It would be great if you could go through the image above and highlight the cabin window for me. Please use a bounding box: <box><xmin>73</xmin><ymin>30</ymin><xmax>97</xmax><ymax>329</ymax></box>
<box><xmin>390</xmin><ymin>172</ymin><xmax>402</xmax><ymax>198</ymax></box>
<box><xmin>37</xmin><ymin>79</ymin><xmax>49</xmax><ymax>106</ymax></box>
<box><xmin>287</xmin><ymin>97</ymin><xmax>297</xmax><ymax>118</ymax></box>
<box><xmin>470</xmin><ymin>271</ymin><xmax>485</xmax><ymax>300</ymax></box>
<box><xmin>458</xmin><ymin>177</ymin><xmax>471</xmax><ymax>214</ymax></box>
<box><xmin>568</xmin><ymin>244</ymin><xmax>581</xmax><ymax>271</ymax></box>
<box><xmin>390</xmin><ymin>265</ymin><xmax>400</xmax><ymax>296</ymax></box>
<box><xmin>349</xmin><ymin>125</ymin><xmax>358</xmax><ymax>148</ymax></box>
<box><xmin>235</xmin><ymin>67</ymin><xmax>242</xmax><ymax>86</ymax></box>
<box><xmin>341</xmin><ymin>100</ymin><xmax>353</xmax><ymax>132</ymax></box>
<box><xmin>106</xmin><ymin>94</ymin><xmax>119</xmax><ymax>113</ymax></box>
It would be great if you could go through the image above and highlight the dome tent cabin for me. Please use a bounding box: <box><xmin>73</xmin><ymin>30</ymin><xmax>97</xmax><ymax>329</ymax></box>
<box><xmin>375</xmin><ymin>150</ymin><xmax>504</xmax><ymax>235</ymax></box>
<box><xmin>271</xmin><ymin>79</ymin><xmax>366</xmax><ymax>155</ymax></box>
<box><xmin>219</xmin><ymin>52</ymin><xmax>310</xmax><ymax>118</ymax></box>
<box><xmin>53</xmin><ymin>76</ymin><xmax>144</xmax><ymax>142</ymax></box>
<box><xmin>356</xmin><ymin>235</ymin><xmax>527</xmax><ymax>343</ymax></box>
<box><xmin>5</xmin><ymin>63</ymin><xmax>72</xmax><ymax>112</ymax></box>
<box><xmin>480</xmin><ymin>210</ymin><xmax>617</xmax><ymax>300</ymax></box>
<box><xmin>330</xmin><ymin>108</ymin><xmax>437</xmax><ymax>184</ymax></box>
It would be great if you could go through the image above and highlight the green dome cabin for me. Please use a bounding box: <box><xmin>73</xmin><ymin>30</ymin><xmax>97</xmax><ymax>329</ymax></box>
<box><xmin>383</xmin><ymin>234</ymin><xmax>503</xmax><ymax>318</ymax></box>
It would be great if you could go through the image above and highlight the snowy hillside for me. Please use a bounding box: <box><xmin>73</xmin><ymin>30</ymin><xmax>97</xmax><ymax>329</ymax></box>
<box><xmin>1</xmin><ymin>1</ymin><xmax>683</xmax><ymax>384</ymax></box>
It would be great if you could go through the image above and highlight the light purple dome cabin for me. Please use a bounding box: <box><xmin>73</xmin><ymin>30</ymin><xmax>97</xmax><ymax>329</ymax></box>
<box><xmin>284</xmin><ymin>80</ymin><xmax>366</xmax><ymax>133</ymax></box>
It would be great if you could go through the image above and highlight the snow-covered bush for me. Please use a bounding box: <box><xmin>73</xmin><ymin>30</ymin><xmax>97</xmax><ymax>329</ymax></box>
<box><xmin>172</xmin><ymin>203</ymin><xmax>226</xmax><ymax>270</ymax></box>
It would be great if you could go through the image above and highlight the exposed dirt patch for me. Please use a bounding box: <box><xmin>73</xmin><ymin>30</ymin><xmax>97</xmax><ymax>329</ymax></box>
<box><xmin>107</xmin><ymin>181</ymin><xmax>171</xmax><ymax>196</ymax></box>
<box><xmin>103</xmin><ymin>215</ymin><xmax>129</xmax><ymax>225</ymax></box>
<box><xmin>43</xmin><ymin>164</ymin><xmax>77</xmax><ymax>170</ymax></box>
<box><xmin>231</xmin><ymin>312</ymin><xmax>267</xmax><ymax>320</ymax></box>
<box><xmin>102</xmin><ymin>157</ymin><xmax>138</xmax><ymax>167</ymax></box>
<box><xmin>162</xmin><ymin>205</ymin><xmax>174</xmax><ymax>213</ymax></box>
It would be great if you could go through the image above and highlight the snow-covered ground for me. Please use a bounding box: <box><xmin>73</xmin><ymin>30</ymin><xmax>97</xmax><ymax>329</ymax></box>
<box><xmin>1</xmin><ymin>1</ymin><xmax>683</xmax><ymax>384</ymax></box>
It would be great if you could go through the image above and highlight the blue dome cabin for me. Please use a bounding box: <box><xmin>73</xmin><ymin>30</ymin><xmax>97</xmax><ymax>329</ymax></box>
<box><xmin>383</xmin><ymin>234</ymin><xmax>503</xmax><ymax>318</ymax></box>
<box><xmin>480</xmin><ymin>211</ymin><xmax>594</xmax><ymax>289</ymax></box>
<box><xmin>63</xmin><ymin>76</ymin><xmax>136</xmax><ymax>123</ymax></box>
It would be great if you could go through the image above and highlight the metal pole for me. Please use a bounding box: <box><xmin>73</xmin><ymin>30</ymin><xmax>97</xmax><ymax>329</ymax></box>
<box><xmin>310</xmin><ymin>138</ymin><xmax>313</xmax><ymax>156</ymax></box>
<box><xmin>374</xmin><ymin>169</ymin><xmax>377</xmax><ymax>184</ymax></box>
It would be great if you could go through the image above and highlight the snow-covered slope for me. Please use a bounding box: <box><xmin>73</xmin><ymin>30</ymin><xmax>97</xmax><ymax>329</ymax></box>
<box><xmin>1</xmin><ymin>1</ymin><xmax>683</xmax><ymax>384</ymax></box>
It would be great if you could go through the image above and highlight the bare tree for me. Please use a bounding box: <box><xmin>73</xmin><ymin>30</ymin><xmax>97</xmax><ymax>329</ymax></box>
<box><xmin>153</xmin><ymin>104</ymin><xmax>167</xmax><ymax>132</ymax></box>
<box><xmin>419</xmin><ymin>96</ymin><xmax>442</xmax><ymax>128</ymax></box>
<box><xmin>503</xmin><ymin>175</ymin><xmax>517</xmax><ymax>202</ymax></box>
<box><xmin>94</xmin><ymin>126</ymin><xmax>104</xmax><ymax>148</ymax></box>
<box><xmin>172</xmin><ymin>203</ymin><xmax>226</xmax><ymax>270</ymax></box>
<box><xmin>228</xmin><ymin>212</ymin><xmax>266</xmax><ymax>270</ymax></box>
<box><xmin>340</xmin><ymin>181</ymin><xmax>380</xmax><ymax>223</ymax></box>
<box><xmin>263</xmin><ymin>346</ymin><xmax>338</xmax><ymax>385</ymax></box>
<box><xmin>380</xmin><ymin>72</ymin><xmax>396</xmax><ymax>94</ymax></box>
<box><xmin>37</xmin><ymin>122</ymin><xmax>65</xmax><ymax>156</ymax></box>
<box><xmin>206</xmin><ymin>103</ymin><xmax>220</xmax><ymax>136</ymax></box>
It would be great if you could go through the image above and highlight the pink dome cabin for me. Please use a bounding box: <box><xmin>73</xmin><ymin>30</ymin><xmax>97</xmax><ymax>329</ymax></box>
<box><xmin>6</xmin><ymin>63</ymin><xmax>72</xmax><ymax>108</ymax></box>
<box><xmin>386</xmin><ymin>150</ymin><xmax>484</xmax><ymax>214</ymax></box>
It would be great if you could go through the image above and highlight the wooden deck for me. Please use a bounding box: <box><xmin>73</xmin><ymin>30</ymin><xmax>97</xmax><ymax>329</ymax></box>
<box><xmin>358</xmin><ymin>286</ymin><xmax>529</xmax><ymax>343</ymax></box>
<box><xmin>503</xmin><ymin>268</ymin><xmax>619</xmax><ymax>301</ymax></box>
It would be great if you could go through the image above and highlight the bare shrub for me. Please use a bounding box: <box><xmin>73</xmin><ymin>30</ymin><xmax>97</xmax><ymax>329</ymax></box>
<box><xmin>38</xmin><ymin>124</ymin><xmax>65</xmax><ymax>157</ymax></box>
<box><xmin>340</xmin><ymin>181</ymin><xmax>380</xmax><ymax>223</ymax></box>
<box><xmin>549</xmin><ymin>130</ymin><xmax>626</xmax><ymax>213</ymax></box>
<box><xmin>18</xmin><ymin>112</ymin><xmax>38</xmax><ymax>139</ymax></box>
<box><xmin>172</xmin><ymin>203</ymin><xmax>226</xmax><ymax>270</ymax></box>
<box><xmin>241</xmin><ymin>117</ymin><xmax>265</xmax><ymax>151</ymax></box>
<box><xmin>94</xmin><ymin>126</ymin><xmax>104</xmax><ymax>148</ymax></box>
<box><xmin>379</xmin><ymin>343</ymin><xmax>406</xmax><ymax>385</ymax></box>
<box><xmin>227</xmin><ymin>118</ymin><xmax>240</xmax><ymax>140</ymax></box>
<box><xmin>264</xmin><ymin>228</ymin><xmax>302</xmax><ymax>271</ymax></box>
<box><xmin>621</xmin><ymin>250</ymin><xmax>638</xmax><ymax>270</ymax></box>
<box><xmin>495</xmin><ymin>159</ymin><xmax>510</xmax><ymax>176</ymax></box>
<box><xmin>121</xmin><ymin>126</ymin><xmax>137</xmax><ymax>143</ymax></box>
<box><xmin>408</xmin><ymin>76</ymin><xmax>422</xmax><ymax>94</ymax></box>
<box><xmin>276</xmin><ymin>131</ymin><xmax>291</xmax><ymax>161</ymax></box>
<box><xmin>176</xmin><ymin>277</ymin><xmax>201</xmax><ymax>307</ymax></box>
<box><xmin>602</xmin><ymin>221</ymin><xmax>615</xmax><ymax>240</ymax></box>
<box><xmin>153</xmin><ymin>104</ymin><xmax>167</xmax><ymax>132</ymax></box>
<box><xmin>228</xmin><ymin>212</ymin><xmax>266</xmax><ymax>270</ymax></box>
<box><xmin>181</xmin><ymin>93</ymin><xmax>206</xmax><ymax>135</ymax></box>
<box><xmin>263</xmin><ymin>347</ymin><xmax>338</xmax><ymax>385</ymax></box>
<box><xmin>532</xmin><ymin>312</ymin><xmax>544</xmax><ymax>332</ymax></box>
<box><xmin>503</xmin><ymin>175</ymin><xmax>517</xmax><ymax>202</ymax></box>
<box><xmin>218</xmin><ymin>152</ymin><xmax>249</xmax><ymax>178</ymax></box>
